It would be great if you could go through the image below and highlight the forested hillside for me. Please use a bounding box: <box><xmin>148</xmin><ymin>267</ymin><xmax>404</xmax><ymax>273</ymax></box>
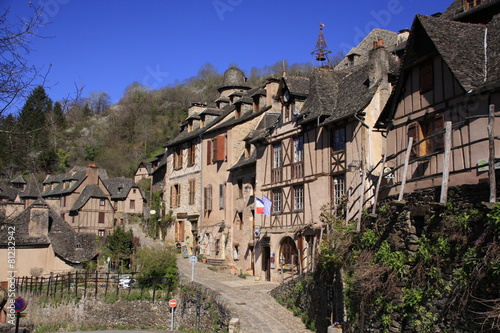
<box><xmin>0</xmin><ymin>61</ymin><xmax>315</xmax><ymax>180</ymax></box>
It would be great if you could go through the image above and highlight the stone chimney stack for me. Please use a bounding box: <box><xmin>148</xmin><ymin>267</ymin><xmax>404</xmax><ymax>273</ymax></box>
<box><xmin>86</xmin><ymin>164</ymin><xmax>99</xmax><ymax>184</ymax></box>
<box><xmin>29</xmin><ymin>204</ymin><xmax>50</xmax><ymax>238</ymax></box>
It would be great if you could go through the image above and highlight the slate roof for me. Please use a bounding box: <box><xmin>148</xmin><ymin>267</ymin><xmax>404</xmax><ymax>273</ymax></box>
<box><xmin>282</xmin><ymin>76</ymin><xmax>310</xmax><ymax>97</ymax></box>
<box><xmin>0</xmin><ymin>181</ymin><xmax>18</xmax><ymax>201</ymax></box>
<box><xmin>103</xmin><ymin>177</ymin><xmax>139</xmax><ymax>200</ymax></box>
<box><xmin>228</xmin><ymin>149</ymin><xmax>257</xmax><ymax>171</ymax></box>
<box><xmin>70</xmin><ymin>184</ymin><xmax>108</xmax><ymax>211</ymax></box>
<box><xmin>41</xmin><ymin>166</ymin><xmax>109</xmax><ymax>197</ymax></box>
<box><xmin>376</xmin><ymin>13</ymin><xmax>500</xmax><ymax>128</ymax></box>
<box><xmin>244</xmin><ymin>112</ymin><xmax>281</xmax><ymax>144</ymax></box>
<box><xmin>11</xmin><ymin>175</ymin><xmax>26</xmax><ymax>184</ymax></box>
<box><xmin>417</xmin><ymin>14</ymin><xmax>486</xmax><ymax>92</ymax></box>
<box><xmin>0</xmin><ymin>200</ymin><xmax>97</xmax><ymax>263</ymax></box>
<box><xmin>19</xmin><ymin>176</ymin><xmax>42</xmax><ymax>199</ymax></box>
<box><xmin>336</xmin><ymin>29</ymin><xmax>398</xmax><ymax>69</ymax></box>
<box><xmin>440</xmin><ymin>0</ymin><xmax>500</xmax><ymax>22</ymax></box>
<box><xmin>299</xmin><ymin>55</ymin><xmax>385</xmax><ymax>126</ymax></box>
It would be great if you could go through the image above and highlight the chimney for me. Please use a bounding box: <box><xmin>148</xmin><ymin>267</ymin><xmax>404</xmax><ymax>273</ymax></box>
<box><xmin>378</xmin><ymin>38</ymin><xmax>384</xmax><ymax>47</ymax></box>
<box><xmin>29</xmin><ymin>205</ymin><xmax>49</xmax><ymax>237</ymax></box>
<box><xmin>86</xmin><ymin>164</ymin><xmax>99</xmax><ymax>184</ymax></box>
<box><xmin>373</xmin><ymin>41</ymin><xmax>378</xmax><ymax>49</ymax></box>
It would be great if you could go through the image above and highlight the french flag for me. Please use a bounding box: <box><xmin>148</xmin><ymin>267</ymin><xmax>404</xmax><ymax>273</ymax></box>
<box><xmin>256</xmin><ymin>197</ymin><xmax>265</xmax><ymax>214</ymax></box>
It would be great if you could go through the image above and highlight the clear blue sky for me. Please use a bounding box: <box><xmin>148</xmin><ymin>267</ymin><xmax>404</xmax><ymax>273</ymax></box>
<box><xmin>3</xmin><ymin>0</ymin><xmax>452</xmax><ymax>108</ymax></box>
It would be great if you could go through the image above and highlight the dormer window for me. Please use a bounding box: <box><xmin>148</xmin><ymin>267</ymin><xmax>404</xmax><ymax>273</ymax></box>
<box><xmin>244</xmin><ymin>143</ymin><xmax>251</xmax><ymax>158</ymax></box>
<box><xmin>188</xmin><ymin>120</ymin><xmax>193</xmax><ymax>132</ymax></box>
<box><xmin>201</xmin><ymin>115</ymin><xmax>206</xmax><ymax>128</ymax></box>
<box><xmin>464</xmin><ymin>0</ymin><xmax>481</xmax><ymax>10</ymax></box>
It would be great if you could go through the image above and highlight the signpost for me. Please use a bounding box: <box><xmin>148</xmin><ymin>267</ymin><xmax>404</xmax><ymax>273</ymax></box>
<box><xmin>189</xmin><ymin>255</ymin><xmax>197</xmax><ymax>281</ymax></box>
<box><xmin>169</xmin><ymin>299</ymin><xmax>177</xmax><ymax>330</ymax></box>
<box><xmin>13</xmin><ymin>298</ymin><xmax>27</xmax><ymax>333</ymax></box>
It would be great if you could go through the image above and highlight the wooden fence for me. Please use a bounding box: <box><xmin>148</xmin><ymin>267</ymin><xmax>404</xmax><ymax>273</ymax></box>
<box><xmin>14</xmin><ymin>271</ymin><xmax>169</xmax><ymax>301</ymax></box>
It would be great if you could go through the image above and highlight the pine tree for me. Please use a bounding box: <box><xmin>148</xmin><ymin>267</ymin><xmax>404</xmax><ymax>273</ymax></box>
<box><xmin>17</xmin><ymin>85</ymin><xmax>53</xmax><ymax>172</ymax></box>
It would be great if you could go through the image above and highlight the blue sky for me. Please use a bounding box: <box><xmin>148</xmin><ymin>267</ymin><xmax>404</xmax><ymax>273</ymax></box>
<box><xmin>3</xmin><ymin>0</ymin><xmax>452</xmax><ymax>109</ymax></box>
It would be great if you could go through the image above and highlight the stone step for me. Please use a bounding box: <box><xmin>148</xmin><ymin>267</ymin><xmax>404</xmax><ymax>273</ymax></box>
<box><xmin>206</xmin><ymin>258</ymin><xmax>227</xmax><ymax>267</ymax></box>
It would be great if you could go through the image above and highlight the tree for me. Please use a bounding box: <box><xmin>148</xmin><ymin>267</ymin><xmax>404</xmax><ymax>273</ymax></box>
<box><xmin>17</xmin><ymin>85</ymin><xmax>53</xmax><ymax>172</ymax></box>
<box><xmin>136</xmin><ymin>245</ymin><xmax>178</xmax><ymax>289</ymax></box>
<box><xmin>0</xmin><ymin>4</ymin><xmax>48</xmax><ymax>116</ymax></box>
<box><xmin>104</xmin><ymin>226</ymin><xmax>135</xmax><ymax>272</ymax></box>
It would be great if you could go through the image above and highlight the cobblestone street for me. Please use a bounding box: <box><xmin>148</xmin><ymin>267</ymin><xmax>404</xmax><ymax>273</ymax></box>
<box><xmin>177</xmin><ymin>256</ymin><xmax>312</xmax><ymax>333</ymax></box>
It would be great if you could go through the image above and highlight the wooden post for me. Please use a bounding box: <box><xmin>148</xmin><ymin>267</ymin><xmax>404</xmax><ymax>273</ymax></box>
<box><xmin>357</xmin><ymin>169</ymin><xmax>366</xmax><ymax>233</ymax></box>
<box><xmin>84</xmin><ymin>271</ymin><xmax>88</xmax><ymax>298</ymax></box>
<box><xmin>95</xmin><ymin>272</ymin><xmax>98</xmax><ymax>298</ymax></box>
<box><xmin>104</xmin><ymin>272</ymin><xmax>109</xmax><ymax>298</ymax></box>
<box><xmin>46</xmin><ymin>276</ymin><xmax>51</xmax><ymax>297</ymax></box>
<box><xmin>398</xmin><ymin>137</ymin><xmax>414</xmax><ymax>202</ymax></box>
<box><xmin>54</xmin><ymin>275</ymin><xmax>58</xmax><ymax>296</ymax></box>
<box><xmin>440</xmin><ymin>121</ymin><xmax>452</xmax><ymax>204</ymax></box>
<box><xmin>74</xmin><ymin>272</ymin><xmax>78</xmax><ymax>298</ymax></box>
<box><xmin>488</xmin><ymin>104</ymin><xmax>496</xmax><ymax>203</ymax></box>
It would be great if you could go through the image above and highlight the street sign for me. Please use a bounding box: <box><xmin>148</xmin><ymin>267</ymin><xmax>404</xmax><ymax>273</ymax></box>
<box><xmin>169</xmin><ymin>299</ymin><xmax>177</xmax><ymax>308</ymax></box>
<box><xmin>189</xmin><ymin>255</ymin><xmax>197</xmax><ymax>263</ymax></box>
<box><xmin>14</xmin><ymin>298</ymin><xmax>27</xmax><ymax>312</ymax></box>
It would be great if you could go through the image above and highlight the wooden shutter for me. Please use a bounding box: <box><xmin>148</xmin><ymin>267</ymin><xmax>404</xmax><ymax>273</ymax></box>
<box><xmin>215</xmin><ymin>135</ymin><xmax>225</xmax><ymax>161</ymax></box>
<box><xmin>408</xmin><ymin>123</ymin><xmax>419</xmax><ymax>158</ymax></box>
<box><xmin>207</xmin><ymin>140</ymin><xmax>212</xmax><ymax>164</ymax></box>
<box><xmin>419</xmin><ymin>61</ymin><xmax>434</xmax><ymax>93</ymax></box>
<box><xmin>434</xmin><ymin>113</ymin><xmax>445</xmax><ymax>150</ymax></box>
<box><xmin>98</xmin><ymin>212</ymin><xmax>105</xmax><ymax>224</ymax></box>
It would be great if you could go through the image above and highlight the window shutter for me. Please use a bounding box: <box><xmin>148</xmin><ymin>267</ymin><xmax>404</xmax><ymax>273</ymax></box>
<box><xmin>207</xmin><ymin>140</ymin><xmax>212</xmax><ymax>164</ymax></box>
<box><xmin>434</xmin><ymin>113</ymin><xmax>445</xmax><ymax>150</ymax></box>
<box><xmin>219</xmin><ymin>184</ymin><xmax>224</xmax><ymax>210</ymax></box>
<box><xmin>408</xmin><ymin>123</ymin><xmax>419</xmax><ymax>158</ymax></box>
<box><xmin>216</xmin><ymin>135</ymin><xmax>225</xmax><ymax>161</ymax></box>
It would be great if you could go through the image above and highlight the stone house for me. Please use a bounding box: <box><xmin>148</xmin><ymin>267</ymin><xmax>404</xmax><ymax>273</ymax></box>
<box><xmin>253</xmin><ymin>28</ymin><xmax>404</xmax><ymax>282</ymax></box>
<box><xmin>0</xmin><ymin>199</ymin><xmax>97</xmax><ymax>280</ymax></box>
<box><xmin>103</xmin><ymin>177</ymin><xmax>146</xmax><ymax>226</ymax></box>
<box><xmin>375</xmin><ymin>0</ymin><xmax>500</xmax><ymax>199</ymax></box>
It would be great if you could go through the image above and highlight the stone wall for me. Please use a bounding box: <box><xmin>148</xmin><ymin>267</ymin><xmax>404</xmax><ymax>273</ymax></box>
<box><xmin>22</xmin><ymin>276</ymin><xmax>234</xmax><ymax>332</ymax></box>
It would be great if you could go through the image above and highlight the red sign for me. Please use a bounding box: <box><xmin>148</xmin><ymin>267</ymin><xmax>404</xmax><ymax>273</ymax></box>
<box><xmin>14</xmin><ymin>298</ymin><xmax>27</xmax><ymax>312</ymax></box>
<box><xmin>168</xmin><ymin>299</ymin><xmax>177</xmax><ymax>308</ymax></box>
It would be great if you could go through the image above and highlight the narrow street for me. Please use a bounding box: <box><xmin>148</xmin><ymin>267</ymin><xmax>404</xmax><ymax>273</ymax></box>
<box><xmin>177</xmin><ymin>256</ymin><xmax>312</xmax><ymax>333</ymax></box>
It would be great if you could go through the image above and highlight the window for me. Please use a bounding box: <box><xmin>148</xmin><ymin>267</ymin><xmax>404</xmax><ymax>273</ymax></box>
<box><xmin>61</xmin><ymin>196</ymin><xmax>66</xmax><ymax>207</ymax></box>
<box><xmin>332</xmin><ymin>128</ymin><xmax>346</xmax><ymax>151</ymax></box>
<box><xmin>98</xmin><ymin>230</ymin><xmax>105</xmax><ymax>237</ymax></box>
<box><xmin>292</xmin><ymin>136</ymin><xmax>304</xmax><ymax>178</ymax></box>
<box><xmin>133</xmin><ymin>189</ymin><xmax>136</xmax><ymax>194</ymax></box>
<box><xmin>272</xmin><ymin>189</ymin><xmax>282</xmax><ymax>214</ymax></box>
<box><xmin>98</xmin><ymin>212</ymin><xmax>105</xmax><ymax>224</ymax></box>
<box><xmin>174</xmin><ymin>147</ymin><xmax>183</xmax><ymax>170</ymax></box>
<box><xmin>293</xmin><ymin>186</ymin><xmax>304</xmax><ymax>211</ymax></box>
<box><xmin>100</xmin><ymin>199</ymin><xmax>105</xmax><ymax>206</ymax></box>
<box><xmin>188</xmin><ymin>143</ymin><xmax>196</xmax><ymax>166</ymax></box>
<box><xmin>464</xmin><ymin>0</ymin><xmax>481</xmax><ymax>10</ymax></box>
<box><xmin>170</xmin><ymin>184</ymin><xmax>181</xmax><ymax>208</ymax></box>
<box><xmin>272</xmin><ymin>143</ymin><xmax>283</xmax><ymax>183</ymax></box>
<box><xmin>407</xmin><ymin>113</ymin><xmax>445</xmax><ymax>158</ymax></box>
<box><xmin>332</xmin><ymin>176</ymin><xmax>346</xmax><ymax>208</ymax></box>
<box><xmin>237</xmin><ymin>179</ymin><xmax>243</xmax><ymax>198</ymax></box>
<box><xmin>293</xmin><ymin>136</ymin><xmax>304</xmax><ymax>162</ymax></box>
<box><xmin>189</xmin><ymin>179</ymin><xmax>196</xmax><ymax>205</ymax></box>
<box><xmin>130</xmin><ymin>200</ymin><xmax>135</xmax><ymax>210</ymax></box>
<box><xmin>204</xmin><ymin>185</ymin><xmax>213</xmax><ymax>212</ymax></box>
<box><xmin>219</xmin><ymin>183</ymin><xmax>225</xmax><ymax>210</ymax></box>
<box><xmin>419</xmin><ymin>60</ymin><xmax>434</xmax><ymax>93</ymax></box>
